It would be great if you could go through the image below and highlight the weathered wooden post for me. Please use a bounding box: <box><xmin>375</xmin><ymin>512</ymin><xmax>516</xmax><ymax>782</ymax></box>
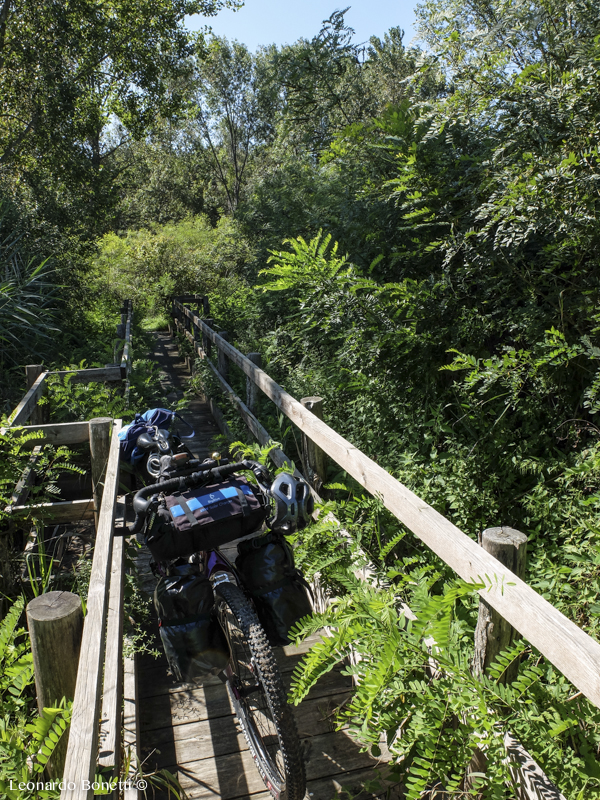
<box><xmin>204</xmin><ymin>319</ymin><xmax>214</xmax><ymax>360</ymax></box>
<box><xmin>27</xmin><ymin>591</ymin><xmax>84</xmax><ymax>778</ymax></box>
<box><xmin>217</xmin><ymin>331</ymin><xmax>229</xmax><ymax>383</ymax></box>
<box><xmin>89</xmin><ymin>418</ymin><xmax>112</xmax><ymax>531</ymax></box>
<box><xmin>168</xmin><ymin>298</ymin><xmax>175</xmax><ymax>336</ymax></box>
<box><xmin>468</xmin><ymin>527</ymin><xmax>539</xmax><ymax>796</ymax></box>
<box><xmin>246</xmin><ymin>353</ymin><xmax>262</xmax><ymax>413</ymax></box>
<box><xmin>173</xmin><ymin>306</ymin><xmax>179</xmax><ymax>337</ymax></box>
<box><xmin>203</xmin><ymin>296</ymin><xmax>210</xmax><ymax>317</ymax></box>
<box><xmin>473</xmin><ymin>526</ymin><xmax>528</xmax><ymax>681</ymax></box>
<box><xmin>191</xmin><ymin>319</ymin><xmax>199</xmax><ymax>374</ymax></box>
<box><xmin>300</xmin><ymin>397</ymin><xmax>328</xmax><ymax>490</ymax></box>
<box><xmin>26</xmin><ymin>364</ymin><xmax>47</xmax><ymax>424</ymax></box>
<box><xmin>116</xmin><ymin>302</ymin><xmax>127</xmax><ymax>340</ymax></box>
<box><xmin>116</xmin><ymin>301</ymin><xmax>127</xmax><ymax>340</ymax></box>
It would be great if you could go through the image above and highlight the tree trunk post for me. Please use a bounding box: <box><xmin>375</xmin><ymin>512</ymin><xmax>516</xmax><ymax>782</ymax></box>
<box><xmin>89</xmin><ymin>418</ymin><xmax>112</xmax><ymax>531</ymax></box>
<box><xmin>300</xmin><ymin>397</ymin><xmax>328</xmax><ymax>491</ymax></box>
<box><xmin>27</xmin><ymin>591</ymin><xmax>84</xmax><ymax>778</ymax></box>
<box><xmin>246</xmin><ymin>353</ymin><xmax>262</xmax><ymax>414</ymax></box>
<box><xmin>217</xmin><ymin>331</ymin><xmax>229</xmax><ymax>383</ymax></box>
<box><xmin>473</xmin><ymin>526</ymin><xmax>528</xmax><ymax>682</ymax></box>
<box><xmin>26</xmin><ymin>364</ymin><xmax>47</xmax><ymax>424</ymax></box>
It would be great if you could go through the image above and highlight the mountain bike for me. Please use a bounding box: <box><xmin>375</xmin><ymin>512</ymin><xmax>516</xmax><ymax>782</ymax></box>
<box><xmin>127</xmin><ymin>456</ymin><xmax>308</xmax><ymax>800</ymax></box>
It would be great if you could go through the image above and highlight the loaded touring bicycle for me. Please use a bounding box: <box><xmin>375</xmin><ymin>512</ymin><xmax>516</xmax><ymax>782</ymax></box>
<box><xmin>120</xmin><ymin>409</ymin><xmax>314</xmax><ymax>800</ymax></box>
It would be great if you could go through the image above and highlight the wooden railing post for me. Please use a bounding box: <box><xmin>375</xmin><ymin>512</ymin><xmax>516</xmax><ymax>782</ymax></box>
<box><xmin>191</xmin><ymin>319</ymin><xmax>199</xmax><ymax>374</ymax></box>
<box><xmin>89</xmin><ymin>418</ymin><xmax>112</xmax><ymax>531</ymax></box>
<box><xmin>203</xmin><ymin>295</ymin><xmax>210</xmax><ymax>317</ymax></box>
<box><xmin>120</xmin><ymin>302</ymin><xmax>132</xmax><ymax>381</ymax></box>
<box><xmin>27</xmin><ymin>591</ymin><xmax>84</xmax><ymax>778</ymax></box>
<box><xmin>246</xmin><ymin>353</ymin><xmax>262</xmax><ymax>414</ymax></box>
<box><xmin>300</xmin><ymin>397</ymin><xmax>328</xmax><ymax>490</ymax></box>
<box><xmin>473</xmin><ymin>526</ymin><xmax>528</xmax><ymax>681</ymax></box>
<box><xmin>217</xmin><ymin>331</ymin><xmax>229</xmax><ymax>382</ymax></box>
<box><xmin>26</xmin><ymin>364</ymin><xmax>48</xmax><ymax>424</ymax></box>
<box><xmin>204</xmin><ymin>319</ymin><xmax>214</xmax><ymax>360</ymax></box>
<box><xmin>117</xmin><ymin>302</ymin><xmax>127</xmax><ymax>340</ymax></box>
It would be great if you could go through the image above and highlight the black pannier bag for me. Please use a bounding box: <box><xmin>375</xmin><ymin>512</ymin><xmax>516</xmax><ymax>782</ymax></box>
<box><xmin>154</xmin><ymin>565</ymin><xmax>230</xmax><ymax>682</ymax></box>
<box><xmin>145</xmin><ymin>475</ymin><xmax>267</xmax><ymax>561</ymax></box>
<box><xmin>236</xmin><ymin>532</ymin><xmax>313</xmax><ymax>646</ymax></box>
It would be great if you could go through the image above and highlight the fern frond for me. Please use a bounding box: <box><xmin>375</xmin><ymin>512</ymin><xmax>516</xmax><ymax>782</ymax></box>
<box><xmin>0</xmin><ymin>597</ymin><xmax>25</xmax><ymax>664</ymax></box>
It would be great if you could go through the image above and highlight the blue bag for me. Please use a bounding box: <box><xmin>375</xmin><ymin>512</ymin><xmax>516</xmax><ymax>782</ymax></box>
<box><xmin>118</xmin><ymin>408</ymin><xmax>194</xmax><ymax>463</ymax></box>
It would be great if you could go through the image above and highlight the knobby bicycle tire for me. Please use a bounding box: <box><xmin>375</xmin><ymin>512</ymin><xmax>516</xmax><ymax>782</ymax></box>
<box><xmin>215</xmin><ymin>580</ymin><xmax>306</xmax><ymax>800</ymax></box>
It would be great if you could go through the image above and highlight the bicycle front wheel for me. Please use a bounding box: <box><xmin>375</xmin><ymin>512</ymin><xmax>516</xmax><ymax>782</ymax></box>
<box><xmin>215</xmin><ymin>581</ymin><xmax>306</xmax><ymax>800</ymax></box>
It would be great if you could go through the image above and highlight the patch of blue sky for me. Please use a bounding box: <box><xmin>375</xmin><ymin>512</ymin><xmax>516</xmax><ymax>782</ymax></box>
<box><xmin>186</xmin><ymin>1</ymin><xmax>419</xmax><ymax>52</ymax></box>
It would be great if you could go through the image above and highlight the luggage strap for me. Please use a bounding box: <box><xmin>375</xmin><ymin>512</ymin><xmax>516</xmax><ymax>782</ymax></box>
<box><xmin>177</xmin><ymin>497</ymin><xmax>198</xmax><ymax>528</ymax></box>
<box><xmin>235</xmin><ymin>486</ymin><xmax>250</xmax><ymax>517</ymax></box>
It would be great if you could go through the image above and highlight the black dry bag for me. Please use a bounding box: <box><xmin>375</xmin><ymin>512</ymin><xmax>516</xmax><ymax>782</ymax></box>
<box><xmin>236</xmin><ymin>532</ymin><xmax>313</xmax><ymax>647</ymax></box>
<box><xmin>154</xmin><ymin>565</ymin><xmax>229</xmax><ymax>682</ymax></box>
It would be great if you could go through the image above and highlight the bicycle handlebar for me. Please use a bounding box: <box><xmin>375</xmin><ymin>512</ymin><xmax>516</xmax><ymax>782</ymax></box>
<box><xmin>127</xmin><ymin>459</ymin><xmax>270</xmax><ymax>535</ymax></box>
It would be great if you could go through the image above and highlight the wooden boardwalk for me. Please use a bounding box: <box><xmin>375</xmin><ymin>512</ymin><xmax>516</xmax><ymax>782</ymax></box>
<box><xmin>136</xmin><ymin>332</ymin><xmax>387</xmax><ymax>800</ymax></box>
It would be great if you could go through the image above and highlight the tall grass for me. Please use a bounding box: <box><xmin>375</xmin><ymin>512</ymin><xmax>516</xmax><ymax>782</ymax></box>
<box><xmin>0</xmin><ymin>205</ymin><xmax>56</xmax><ymax>366</ymax></box>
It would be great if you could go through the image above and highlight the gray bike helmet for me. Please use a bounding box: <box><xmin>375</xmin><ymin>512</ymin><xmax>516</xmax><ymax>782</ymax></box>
<box><xmin>267</xmin><ymin>473</ymin><xmax>314</xmax><ymax>532</ymax></box>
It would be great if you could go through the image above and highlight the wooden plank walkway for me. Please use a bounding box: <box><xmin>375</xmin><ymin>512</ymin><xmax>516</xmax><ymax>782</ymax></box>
<box><xmin>136</xmin><ymin>332</ymin><xmax>389</xmax><ymax>800</ymax></box>
<box><xmin>151</xmin><ymin>332</ymin><xmax>220</xmax><ymax>458</ymax></box>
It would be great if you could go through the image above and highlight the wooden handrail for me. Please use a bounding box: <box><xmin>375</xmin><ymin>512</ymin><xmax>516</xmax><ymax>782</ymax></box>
<box><xmin>174</xmin><ymin>300</ymin><xmax>600</xmax><ymax>710</ymax></box>
<box><xmin>7</xmin><ymin>367</ymin><xmax>129</xmax><ymax>429</ymax></box>
<box><xmin>8</xmin><ymin>372</ymin><xmax>49</xmax><ymax>426</ymax></box>
<box><xmin>176</xmin><ymin>302</ymin><xmax>567</xmax><ymax>798</ymax></box>
<box><xmin>52</xmin><ymin>366</ymin><xmax>123</xmax><ymax>383</ymax></box>
<box><xmin>61</xmin><ymin>420</ymin><xmax>122</xmax><ymax>800</ymax></box>
<box><xmin>17</xmin><ymin>421</ymin><xmax>91</xmax><ymax>447</ymax></box>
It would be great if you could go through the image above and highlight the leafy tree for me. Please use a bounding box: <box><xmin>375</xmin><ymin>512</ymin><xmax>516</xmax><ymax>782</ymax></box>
<box><xmin>271</xmin><ymin>11</ymin><xmax>423</xmax><ymax>154</ymax></box>
<box><xmin>0</xmin><ymin>0</ymin><xmax>239</xmax><ymax>236</ymax></box>
<box><xmin>190</xmin><ymin>37</ymin><xmax>280</xmax><ymax>213</ymax></box>
<box><xmin>113</xmin><ymin>119</ymin><xmax>207</xmax><ymax>230</ymax></box>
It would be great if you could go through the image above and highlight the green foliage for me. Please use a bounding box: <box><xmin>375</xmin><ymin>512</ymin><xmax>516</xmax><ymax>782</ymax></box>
<box><xmin>289</xmin><ymin>567</ymin><xmax>600</xmax><ymax>798</ymax></box>
<box><xmin>90</xmin><ymin>215</ymin><xmax>252</xmax><ymax>321</ymax></box>
<box><xmin>0</xmin><ymin>205</ymin><xmax>55</xmax><ymax>368</ymax></box>
<box><xmin>43</xmin><ymin>357</ymin><xmax>169</xmax><ymax>423</ymax></box>
<box><xmin>261</xmin><ymin>232</ymin><xmax>353</xmax><ymax>293</ymax></box>
<box><xmin>0</xmin><ymin>597</ymin><xmax>71</xmax><ymax>799</ymax></box>
<box><xmin>44</xmin><ymin>370</ymin><xmax>130</xmax><ymax>424</ymax></box>
<box><xmin>24</xmin><ymin>533</ymin><xmax>55</xmax><ymax>599</ymax></box>
<box><xmin>190</xmin><ymin>36</ymin><xmax>280</xmax><ymax>213</ymax></box>
<box><xmin>0</xmin><ymin>425</ymin><xmax>84</xmax><ymax>523</ymax></box>
<box><xmin>0</xmin><ymin>0</ymin><xmax>239</xmax><ymax>237</ymax></box>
